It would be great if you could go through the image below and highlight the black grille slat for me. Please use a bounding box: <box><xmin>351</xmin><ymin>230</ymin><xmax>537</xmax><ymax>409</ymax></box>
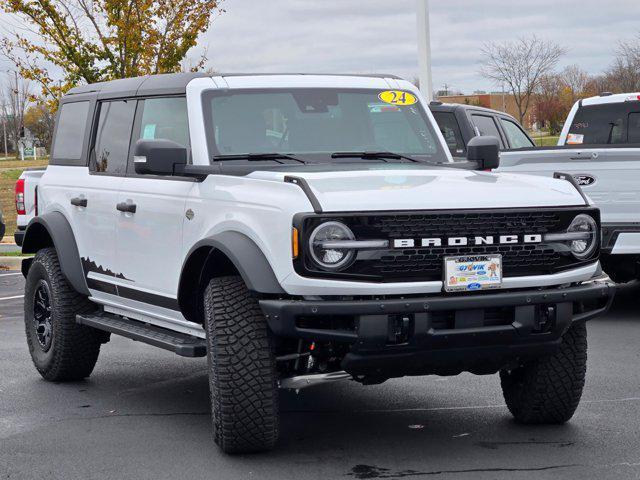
<box><xmin>370</xmin><ymin>212</ymin><xmax>560</xmax><ymax>239</ymax></box>
<box><xmin>371</xmin><ymin>244</ymin><xmax>561</xmax><ymax>277</ymax></box>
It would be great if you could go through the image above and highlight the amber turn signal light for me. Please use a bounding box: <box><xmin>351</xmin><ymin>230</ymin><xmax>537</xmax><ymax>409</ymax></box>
<box><xmin>292</xmin><ymin>227</ymin><xmax>299</xmax><ymax>259</ymax></box>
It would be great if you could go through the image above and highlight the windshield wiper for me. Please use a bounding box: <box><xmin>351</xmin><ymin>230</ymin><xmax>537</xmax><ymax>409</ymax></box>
<box><xmin>331</xmin><ymin>151</ymin><xmax>421</xmax><ymax>163</ymax></box>
<box><xmin>212</xmin><ymin>153</ymin><xmax>307</xmax><ymax>164</ymax></box>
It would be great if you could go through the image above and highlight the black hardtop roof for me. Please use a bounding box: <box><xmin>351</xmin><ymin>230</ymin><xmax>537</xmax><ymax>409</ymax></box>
<box><xmin>65</xmin><ymin>72</ymin><xmax>405</xmax><ymax>98</ymax></box>
<box><xmin>65</xmin><ymin>72</ymin><xmax>208</xmax><ymax>97</ymax></box>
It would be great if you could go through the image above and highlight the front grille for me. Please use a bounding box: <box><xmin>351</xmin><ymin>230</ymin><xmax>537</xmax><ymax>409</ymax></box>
<box><xmin>294</xmin><ymin>207</ymin><xmax>600</xmax><ymax>282</ymax></box>
<box><xmin>370</xmin><ymin>211</ymin><xmax>561</xmax><ymax>238</ymax></box>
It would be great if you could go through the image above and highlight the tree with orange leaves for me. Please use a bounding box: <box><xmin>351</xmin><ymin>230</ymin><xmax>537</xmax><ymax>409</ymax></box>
<box><xmin>1</xmin><ymin>0</ymin><xmax>222</xmax><ymax>100</ymax></box>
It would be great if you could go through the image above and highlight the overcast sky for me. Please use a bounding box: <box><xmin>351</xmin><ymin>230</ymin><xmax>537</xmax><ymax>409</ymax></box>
<box><xmin>1</xmin><ymin>0</ymin><xmax>639</xmax><ymax>93</ymax></box>
<box><xmin>197</xmin><ymin>0</ymin><xmax>640</xmax><ymax>93</ymax></box>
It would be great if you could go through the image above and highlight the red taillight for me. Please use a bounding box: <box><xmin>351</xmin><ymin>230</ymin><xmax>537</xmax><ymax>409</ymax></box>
<box><xmin>15</xmin><ymin>178</ymin><xmax>26</xmax><ymax>215</ymax></box>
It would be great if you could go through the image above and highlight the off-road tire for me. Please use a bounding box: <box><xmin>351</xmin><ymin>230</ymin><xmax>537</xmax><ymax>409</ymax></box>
<box><xmin>500</xmin><ymin>321</ymin><xmax>588</xmax><ymax>424</ymax></box>
<box><xmin>204</xmin><ymin>275</ymin><xmax>279</xmax><ymax>454</ymax></box>
<box><xmin>25</xmin><ymin>247</ymin><xmax>102</xmax><ymax>381</ymax></box>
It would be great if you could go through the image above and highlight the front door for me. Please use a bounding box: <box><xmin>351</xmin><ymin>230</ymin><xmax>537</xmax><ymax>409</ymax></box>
<box><xmin>114</xmin><ymin>97</ymin><xmax>195</xmax><ymax>320</ymax></box>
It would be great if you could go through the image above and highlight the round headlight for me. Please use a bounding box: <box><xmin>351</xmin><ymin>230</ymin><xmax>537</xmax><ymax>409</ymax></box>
<box><xmin>567</xmin><ymin>214</ymin><xmax>597</xmax><ymax>258</ymax></box>
<box><xmin>309</xmin><ymin>221</ymin><xmax>356</xmax><ymax>271</ymax></box>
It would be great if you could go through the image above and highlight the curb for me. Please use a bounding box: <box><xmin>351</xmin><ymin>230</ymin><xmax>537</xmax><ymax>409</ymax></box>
<box><xmin>0</xmin><ymin>256</ymin><xmax>27</xmax><ymax>270</ymax></box>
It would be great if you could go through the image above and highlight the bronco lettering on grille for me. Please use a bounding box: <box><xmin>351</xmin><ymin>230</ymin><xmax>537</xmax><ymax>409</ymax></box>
<box><xmin>392</xmin><ymin>234</ymin><xmax>543</xmax><ymax>249</ymax></box>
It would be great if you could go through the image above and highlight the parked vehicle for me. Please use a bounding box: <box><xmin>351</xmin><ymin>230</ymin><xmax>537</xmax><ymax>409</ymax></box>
<box><xmin>498</xmin><ymin>92</ymin><xmax>640</xmax><ymax>282</ymax></box>
<box><xmin>14</xmin><ymin>169</ymin><xmax>45</xmax><ymax>245</ymax></box>
<box><xmin>19</xmin><ymin>72</ymin><xmax>614</xmax><ymax>453</ymax></box>
<box><xmin>429</xmin><ymin>101</ymin><xmax>535</xmax><ymax>157</ymax></box>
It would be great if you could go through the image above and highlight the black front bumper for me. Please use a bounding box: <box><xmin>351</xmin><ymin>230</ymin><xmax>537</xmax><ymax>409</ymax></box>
<box><xmin>260</xmin><ymin>280</ymin><xmax>615</xmax><ymax>377</ymax></box>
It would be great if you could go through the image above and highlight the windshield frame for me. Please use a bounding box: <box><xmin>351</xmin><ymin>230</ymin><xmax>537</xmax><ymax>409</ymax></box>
<box><xmin>200</xmin><ymin>87</ymin><xmax>450</xmax><ymax>165</ymax></box>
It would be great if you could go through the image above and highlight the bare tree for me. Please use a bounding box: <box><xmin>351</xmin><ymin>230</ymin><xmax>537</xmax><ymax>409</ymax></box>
<box><xmin>562</xmin><ymin>65</ymin><xmax>591</xmax><ymax>103</ymax></box>
<box><xmin>480</xmin><ymin>36</ymin><xmax>566</xmax><ymax>123</ymax></box>
<box><xmin>0</xmin><ymin>74</ymin><xmax>32</xmax><ymax>158</ymax></box>
<box><xmin>604</xmin><ymin>34</ymin><xmax>640</xmax><ymax>92</ymax></box>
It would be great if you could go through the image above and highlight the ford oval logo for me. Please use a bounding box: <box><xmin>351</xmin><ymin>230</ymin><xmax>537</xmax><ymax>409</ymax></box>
<box><xmin>573</xmin><ymin>174</ymin><xmax>596</xmax><ymax>186</ymax></box>
<box><xmin>467</xmin><ymin>283</ymin><xmax>482</xmax><ymax>290</ymax></box>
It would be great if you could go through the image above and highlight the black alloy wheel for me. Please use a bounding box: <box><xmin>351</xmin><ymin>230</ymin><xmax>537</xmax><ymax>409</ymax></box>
<box><xmin>33</xmin><ymin>280</ymin><xmax>53</xmax><ymax>351</ymax></box>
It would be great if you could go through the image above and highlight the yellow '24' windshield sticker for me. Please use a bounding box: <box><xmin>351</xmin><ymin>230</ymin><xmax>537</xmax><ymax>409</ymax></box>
<box><xmin>378</xmin><ymin>90</ymin><xmax>418</xmax><ymax>106</ymax></box>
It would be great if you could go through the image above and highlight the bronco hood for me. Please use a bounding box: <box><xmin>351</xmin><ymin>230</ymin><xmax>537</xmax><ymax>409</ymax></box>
<box><xmin>248</xmin><ymin>167</ymin><xmax>588</xmax><ymax>212</ymax></box>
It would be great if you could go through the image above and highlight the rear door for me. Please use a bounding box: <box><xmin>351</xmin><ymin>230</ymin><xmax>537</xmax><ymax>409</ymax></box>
<box><xmin>76</xmin><ymin>99</ymin><xmax>134</xmax><ymax>297</ymax></box>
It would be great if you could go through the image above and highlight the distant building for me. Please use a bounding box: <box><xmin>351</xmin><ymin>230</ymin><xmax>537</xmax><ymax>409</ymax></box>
<box><xmin>436</xmin><ymin>92</ymin><xmax>536</xmax><ymax>130</ymax></box>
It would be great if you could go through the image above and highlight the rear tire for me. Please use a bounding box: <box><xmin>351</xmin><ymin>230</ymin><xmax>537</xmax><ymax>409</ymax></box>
<box><xmin>204</xmin><ymin>275</ymin><xmax>279</xmax><ymax>454</ymax></box>
<box><xmin>24</xmin><ymin>247</ymin><xmax>102</xmax><ymax>381</ymax></box>
<box><xmin>500</xmin><ymin>322</ymin><xmax>588</xmax><ymax>424</ymax></box>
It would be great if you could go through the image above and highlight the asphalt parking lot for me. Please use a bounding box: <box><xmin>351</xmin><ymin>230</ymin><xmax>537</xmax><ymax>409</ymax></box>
<box><xmin>1</xmin><ymin>271</ymin><xmax>639</xmax><ymax>480</ymax></box>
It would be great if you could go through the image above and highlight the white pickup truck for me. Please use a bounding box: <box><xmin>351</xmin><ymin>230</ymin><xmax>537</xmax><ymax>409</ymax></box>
<box><xmin>498</xmin><ymin>92</ymin><xmax>640</xmax><ymax>283</ymax></box>
<box><xmin>14</xmin><ymin>169</ymin><xmax>45</xmax><ymax>245</ymax></box>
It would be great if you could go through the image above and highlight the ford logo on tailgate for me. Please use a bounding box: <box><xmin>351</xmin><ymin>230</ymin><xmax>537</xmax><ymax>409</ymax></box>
<box><xmin>573</xmin><ymin>174</ymin><xmax>596</xmax><ymax>186</ymax></box>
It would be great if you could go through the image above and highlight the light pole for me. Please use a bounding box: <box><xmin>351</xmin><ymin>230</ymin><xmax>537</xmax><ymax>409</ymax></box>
<box><xmin>416</xmin><ymin>0</ymin><xmax>433</xmax><ymax>101</ymax></box>
<box><xmin>2</xmin><ymin>114</ymin><xmax>6</xmax><ymax>158</ymax></box>
<box><xmin>1</xmin><ymin>98</ymin><xmax>7</xmax><ymax>158</ymax></box>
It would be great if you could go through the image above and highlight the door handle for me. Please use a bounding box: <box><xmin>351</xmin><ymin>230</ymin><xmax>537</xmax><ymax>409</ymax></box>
<box><xmin>116</xmin><ymin>202</ymin><xmax>136</xmax><ymax>214</ymax></box>
<box><xmin>70</xmin><ymin>197</ymin><xmax>87</xmax><ymax>207</ymax></box>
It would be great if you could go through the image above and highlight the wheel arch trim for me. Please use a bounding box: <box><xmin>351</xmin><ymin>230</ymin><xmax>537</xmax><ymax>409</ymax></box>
<box><xmin>21</xmin><ymin>212</ymin><xmax>89</xmax><ymax>295</ymax></box>
<box><xmin>178</xmin><ymin>231</ymin><xmax>285</xmax><ymax>322</ymax></box>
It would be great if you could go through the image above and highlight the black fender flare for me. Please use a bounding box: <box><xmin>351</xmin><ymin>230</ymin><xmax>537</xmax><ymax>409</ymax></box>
<box><xmin>22</xmin><ymin>212</ymin><xmax>89</xmax><ymax>295</ymax></box>
<box><xmin>184</xmin><ymin>231</ymin><xmax>285</xmax><ymax>295</ymax></box>
<box><xmin>178</xmin><ymin>231</ymin><xmax>285</xmax><ymax>323</ymax></box>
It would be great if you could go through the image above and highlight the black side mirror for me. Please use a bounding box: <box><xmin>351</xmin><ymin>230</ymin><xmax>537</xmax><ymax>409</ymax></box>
<box><xmin>133</xmin><ymin>139</ymin><xmax>187</xmax><ymax>175</ymax></box>
<box><xmin>466</xmin><ymin>136</ymin><xmax>500</xmax><ymax>170</ymax></box>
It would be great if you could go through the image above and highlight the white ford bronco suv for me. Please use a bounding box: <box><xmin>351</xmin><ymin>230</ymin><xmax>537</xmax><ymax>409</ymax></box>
<box><xmin>20</xmin><ymin>73</ymin><xmax>614</xmax><ymax>453</ymax></box>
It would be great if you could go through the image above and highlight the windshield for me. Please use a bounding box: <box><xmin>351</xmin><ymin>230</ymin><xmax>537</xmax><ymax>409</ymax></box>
<box><xmin>202</xmin><ymin>88</ymin><xmax>448</xmax><ymax>162</ymax></box>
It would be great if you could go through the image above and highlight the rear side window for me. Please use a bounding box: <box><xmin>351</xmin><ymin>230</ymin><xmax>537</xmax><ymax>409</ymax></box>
<box><xmin>567</xmin><ymin>103</ymin><xmax>640</xmax><ymax>145</ymax></box>
<box><xmin>500</xmin><ymin>118</ymin><xmax>534</xmax><ymax>148</ymax></box>
<box><xmin>471</xmin><ymin>114</ymin><xmax>504</xmax><ymax>148</ymax></box>
<box><xmin>51</xmin><ymin>101</ymin><xmax>90</xmax><ymax>164</ymax></box>
<box><xmin>432</xmin><ymin>111</ymin><xmax>465</xmax><ymax>156</ymax></box>
<box><xmin>90</xmin><ymin>100</ymin><xmax>136</xmax><ymax>175</ymax></box>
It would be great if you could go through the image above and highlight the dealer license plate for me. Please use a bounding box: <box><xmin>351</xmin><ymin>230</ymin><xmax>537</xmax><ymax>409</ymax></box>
<box><xmin>444</xmin><ymin>254</ymin><xmax>502</xmax><ymax>292</ymax></box>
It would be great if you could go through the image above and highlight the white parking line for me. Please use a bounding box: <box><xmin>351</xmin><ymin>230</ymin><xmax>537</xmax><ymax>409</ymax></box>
<box><xmin>0</xmin><ymin>295</ymin><xmax>24</xmax><ymax>301</ymax></box>
<box><xmin>0</xmin><ymin>272</ymin><xmax>22</xmax><ymax>277</ymax></box>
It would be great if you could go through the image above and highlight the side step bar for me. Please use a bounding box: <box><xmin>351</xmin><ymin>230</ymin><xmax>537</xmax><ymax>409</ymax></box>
<box><xmin>76</xmin><ymin>312</ymin><xmax>207</xmax><ymax>357</ymax></box>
